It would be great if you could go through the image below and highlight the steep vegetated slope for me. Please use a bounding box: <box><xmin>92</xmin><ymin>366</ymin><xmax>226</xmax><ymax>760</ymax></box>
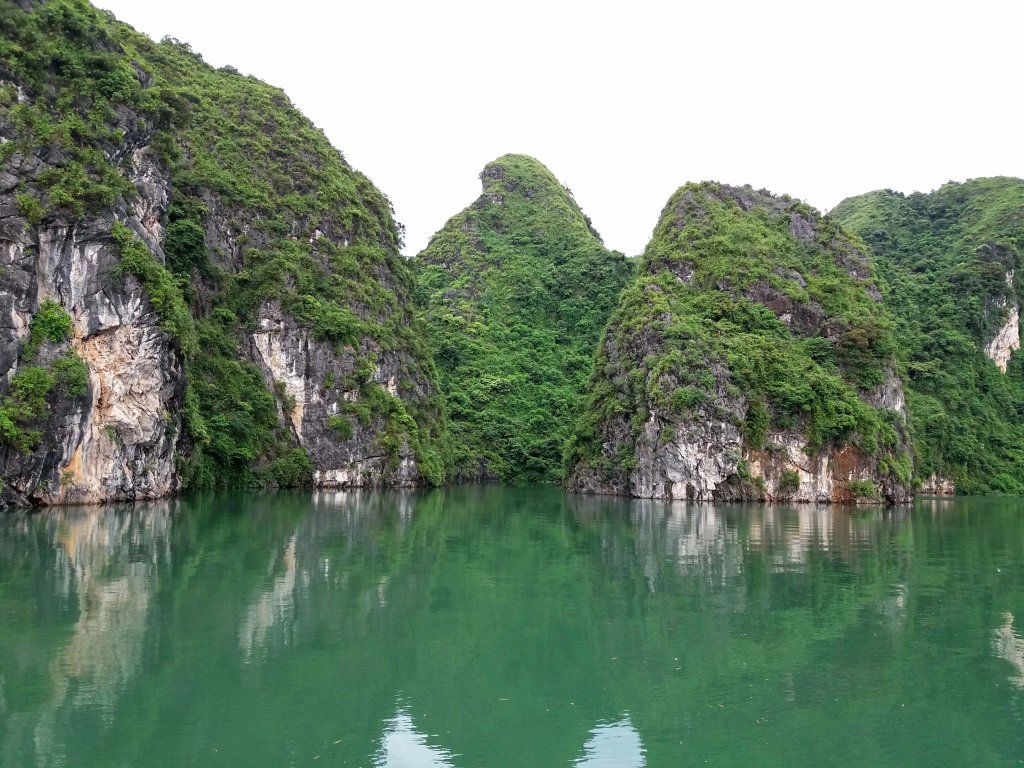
<box><xmin>414</xmin><ymin>155</ymin><xmax>631</xmax><ymax>482</ymax></box>
<box><xmin>0</xmin><ymin>0</ymin><xmax>446</xmax><ymax>503</ymax></box>
<box><xmin>833</xmin><ymin>178</ymin><xmax>1024</xmax><ymax>494</ymax></box>
<box><xmin>567</xmin><ymin>183</ymin><xmax>913</xmax><ymax>503</ymax></box>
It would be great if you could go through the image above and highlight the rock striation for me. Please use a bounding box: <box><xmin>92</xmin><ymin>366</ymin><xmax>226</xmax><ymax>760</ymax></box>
<box><xmin>567</xmin><ymin>183</ymin><xmax>913</xmax><ymax>503</ymax></box>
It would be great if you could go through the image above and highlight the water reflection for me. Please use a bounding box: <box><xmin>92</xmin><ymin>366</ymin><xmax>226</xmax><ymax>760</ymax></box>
<box><xmin>234</xmin><ymin>490</ymin><xmax>423</xmax><ymax>665</ymax></box>
<box><xmin>635</xmin><ymin>503</ymin><xmax>738</xmax><ymax>588</ymax></box>
<box><xmin>575</xmin><ymin>716</ymin><xmax>645</xmax><ymax>767</ymax></box>
<box><xmin>371</xmin><ymin>709</ymin><xmax>644</xmax><ymax>768</ymax></box>
<box><xmin>375</xmin><ymin>709</ymin><xmax>458</xmax><ymax>768</ymax></box>
<box><xmin>571</xmin><ymin>497</ymin><xmax>913</xmax><ymax>598</ymax></box>
<box><xmin>48</xmin><ymin>505</ymin><xmax>170</xmax><ymax>713</ymax></box>
<box><xmin>994</xmin><ymin>613</ymin><xmax>1024</xmax><ymax>688</ymax></box>
<box><xmin>1</xmin><ymin>490</ymin><xmax>1022</xmax><ymax>768</ymax></box>
<box><xmin>239</xmin><ymin>534</ymin><xmax>297</xmax><ymax>662</ymax></box>
<box><xmin>0</xmin><ymin>504</ymin><xmax>171</xmax><ymax>767</ymax></box>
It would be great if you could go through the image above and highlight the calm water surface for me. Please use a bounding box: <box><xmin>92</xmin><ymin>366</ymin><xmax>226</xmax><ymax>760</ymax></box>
<box><xmin>1</xmin><ymin>487</ymin><xmax>1023</xmax><ymax>767</ymax></box>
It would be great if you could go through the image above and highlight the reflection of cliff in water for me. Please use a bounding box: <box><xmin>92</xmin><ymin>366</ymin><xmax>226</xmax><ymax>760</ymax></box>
<box><xmin>234</xmin><ymin>490</ymin><xmax>421</xmax><ymax>663</ymax></box>
<box><xmin>0</xmin><ymin>503</ymin><xmax>173</xmax><ymax>768</ymax></box>
<box><xmin>568</xmin><ymin>494</ymin><xmax>912</xmax><ymax>583</ymax></box>
<box><xmin>239</xmin><ymin>534</ymin><xmax>297</xmax><ymax>661</ymax></box>
<box><xmin>229</xmin><ymin>488</ymin><xmax>923</xmax><ymax>767</ymax></box>
<box><xmin>2</xmin><ymin>489</ymin><xmax>1021</xmax><ymax>768</ymax></box>
<box><xmin>994</xmin><ymin>612</ymin><xmax>1024</xmax><ymax>689</ymax></box>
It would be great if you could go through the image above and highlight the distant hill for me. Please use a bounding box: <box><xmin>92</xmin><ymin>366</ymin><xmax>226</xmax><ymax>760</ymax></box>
<box><xmin>414</xmin><ymin>154</ymin><xmax>631</xmax><ymax>482</ymax></box>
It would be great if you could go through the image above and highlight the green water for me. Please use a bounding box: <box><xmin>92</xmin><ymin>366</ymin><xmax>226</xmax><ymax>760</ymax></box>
<box><xmin>1</xmin><ymin>487</ymin><xmax>1023</xmax><ymax>767</ymax></box>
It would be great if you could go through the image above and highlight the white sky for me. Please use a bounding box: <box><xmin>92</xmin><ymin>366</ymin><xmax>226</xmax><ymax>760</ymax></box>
<box><xmin>98</xmin><ymin>0</ymin><xmax>1023</xmax><ymax>256</ymax></box>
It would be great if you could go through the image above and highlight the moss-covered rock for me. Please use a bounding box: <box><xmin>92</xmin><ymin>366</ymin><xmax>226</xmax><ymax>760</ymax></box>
<box><xmin>567</xmin><ymin>182</ymin><xmax>913</xmax><ymax>503</ymax></box>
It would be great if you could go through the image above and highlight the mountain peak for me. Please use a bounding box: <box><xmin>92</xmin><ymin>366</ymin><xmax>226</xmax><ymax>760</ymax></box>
<box><xmin>414</xmin><ymin>158</ymin><xmax>631</xmax><ymax>482</ymax></box>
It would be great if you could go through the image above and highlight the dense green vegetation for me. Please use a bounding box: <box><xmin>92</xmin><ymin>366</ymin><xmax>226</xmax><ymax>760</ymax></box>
<box><xmin>414</xmin><ymin>154</ymin><xmax>631</xmax><ymax>482</ymax></box>
<box><xmin>567</xmin><ymin>183</ymin><xmax>909</xmax><ymax>489</ymax></box>
<box><xmin>833</xmin><ymin>178</ymin><xmax>1024</xmax><ymax>493</ymax></box>
<box><xmin>1</xmin><ymin>0</ymin><xmax>447</xmax><ymax>487</ymax></box>
<box><xmin>7</xmin><ymin>2</ymin><xmax>1024</xmax><ymax>496</ymax></box>
<box><xmin>0</xmin><ymin>0</ymin><xmax>155</xmax><ymax>216</ymax></box>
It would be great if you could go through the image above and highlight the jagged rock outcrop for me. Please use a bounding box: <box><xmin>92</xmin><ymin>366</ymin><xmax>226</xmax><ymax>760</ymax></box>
<box><xmin>834</xmin><ymin>178</ymin><xmax>1024</xmax><ymax>494</ymax></box>
<box><xmin>567</xmin><ymin>183</ymin><xmax>913</xmax><ymax>503</ymax></box>
<box><xmin>413</xmin><ymin>154</ymin><xmax>631</xmax><ymax>482</ymax></box>
<box><xmin>0</xmin><ymin>0</ymin><xmax>447</xmax><ymax>503</ymax></box>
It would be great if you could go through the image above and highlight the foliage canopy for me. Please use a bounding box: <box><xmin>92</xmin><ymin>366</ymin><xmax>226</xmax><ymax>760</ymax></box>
<box><xmin>833</xmin><ymin>178</ymin><xmax>1024</xmax><ymax>493</ymax></box>
<box><xmin>414</xmin><ymin>154</ymin><xmax>632</xmax><ymax>482</ymax></box>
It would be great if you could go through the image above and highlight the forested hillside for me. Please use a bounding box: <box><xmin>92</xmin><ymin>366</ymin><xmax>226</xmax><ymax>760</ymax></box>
<box><xmin>414</xmin><ymin>155</ymin><xmax>631</xmax><ymax>482</ymax></box>
<box><xmin>4</xmin><ymin>1</ymin><xmax>1024</xmax><ymax>504</ymax></box>
<box><xmin>834</xmin><ymin>178</ymin><xmax>1024</xmax><ymax>493</ymax></box>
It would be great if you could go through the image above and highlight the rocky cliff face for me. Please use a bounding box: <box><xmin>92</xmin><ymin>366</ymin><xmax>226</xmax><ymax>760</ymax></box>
<box><xmin>833</xmin><ymin>178</ymin><xmax>1024</xmax><ymax>494</ymax></box>
<box><xmin>245</xmin><ymin>299</ymin><xmax>432</xmax><ymax>488</ymax></box>
<box><xmin>567</xmin><ymin>183</ymin><xmax>913</xmax><ymax>503</ymax></box>
<box><xmin>0</xmin><ymin>0</ymin><xmax>447</xmax><ymax>503</ymax></box>
<box><xmin>0</xmin><ymin>67</ymin><xmax>183</xmax><ymax>505</ymax></box>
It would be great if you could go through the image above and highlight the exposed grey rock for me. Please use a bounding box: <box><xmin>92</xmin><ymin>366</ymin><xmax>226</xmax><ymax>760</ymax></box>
<box><xmin>568</xmin><ymin>362</ymin><xmax>912</xmax><ymax>505</ymax></box>
<box><xmin>0</xmin><ymin>133</ymin><xmax>184</xmax><ymax>505</ymax></box>
<box><xmin>986</xmin><ymin>303</ymin><xmax>1020</xmax><ymax>373</ymax></box>
<box><xmin>246</xmin><ymin>299</ymin><xmax>424</xmax><ymax>488</ymax></box>
<box><xmin>984</xmin><ymin>270</ymin><xmax>1020</xmax><ymax>373</ymax></box>
<box><xmin>789</xmin><ymin>213</ymin><xmax>816</xmax><ymax>243</ymax></box>
<box><xmin>919</xmin><ymin>474</ymin><xmax>956</xmax><ymax>495</ymax></box>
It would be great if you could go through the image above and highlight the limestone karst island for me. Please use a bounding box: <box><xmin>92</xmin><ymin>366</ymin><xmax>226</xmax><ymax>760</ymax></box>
<box><xmin>1</xmin><ymin>2</ymin><xmax>1023</xmax><ymax>767</ymax></box>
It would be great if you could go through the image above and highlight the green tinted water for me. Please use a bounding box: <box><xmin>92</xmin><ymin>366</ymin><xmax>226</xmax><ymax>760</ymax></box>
<box><xmin>1</xmin><ymin>487</ymin><xmax>1023</xmax><ymax>767</ymax></box>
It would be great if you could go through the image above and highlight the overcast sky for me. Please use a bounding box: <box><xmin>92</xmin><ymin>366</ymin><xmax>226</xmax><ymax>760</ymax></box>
<box><xmin>99</xmin><ymin>0</ymin><xmax>1023</xmax><ymax>256</ymax></box>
